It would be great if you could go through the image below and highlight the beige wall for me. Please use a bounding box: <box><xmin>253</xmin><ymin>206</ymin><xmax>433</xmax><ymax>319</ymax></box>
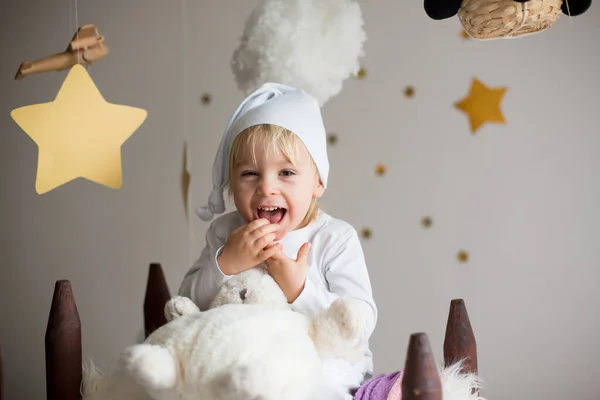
<box><xmin>1</xmin><ymin>0</ymin><xmax>599</xmax><ymax>399</ymax></box>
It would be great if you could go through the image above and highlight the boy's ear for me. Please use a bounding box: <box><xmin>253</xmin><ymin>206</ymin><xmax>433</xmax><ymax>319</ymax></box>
<box><xmin>314</xmin><ymin>178</ymin><xmax>325</xmax><ymax>198</ymax></box>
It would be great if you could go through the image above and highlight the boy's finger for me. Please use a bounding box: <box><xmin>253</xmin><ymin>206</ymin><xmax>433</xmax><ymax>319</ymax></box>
<box><xmin>245</xmin><ymin>218</ymin><xmax>271</xmax><ymax>233</ymax></box>
<box><xmin>260</xmin><ymin>243</ymin><xmax>282</xmax><ymax>261</ymax></box>
<box><xmin>250</xmin><ymin>222</ymin><xmax>280</xmax><ymax>240</ymax></box>
<box><xmin>256</xmin><ymin>233</ymin><xmax>276</xmax><ymax>250</ymax></box>
<box><xmin>296</xmin><ymin>242</ymin><xmax>311</xmax><ymax>264</ymax></box>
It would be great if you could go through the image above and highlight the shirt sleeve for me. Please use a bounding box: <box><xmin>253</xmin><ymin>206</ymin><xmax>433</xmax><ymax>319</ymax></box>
<box><xmin>292</xmin><ymin>227</ymin><xmax>378</xmax><ymax>344</ymax></box>
<box><xmin>178</xmin><ymin>220</ymin><xmax>233</xmax><ymax>311</ymax></box>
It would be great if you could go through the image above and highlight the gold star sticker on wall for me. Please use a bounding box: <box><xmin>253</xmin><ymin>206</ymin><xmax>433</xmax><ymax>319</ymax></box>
<box><xmin>327</xmin><ymin>133</ymin><xmax>338</xmax><ymax>145</ymax></box>
<box><xmin>361</xmin><ymin>228</ymin><xmax>372</xmax><ymax>239</ymax></box>
<box><xmin>460</xmin><ymin>30</ymin><xmax>470</xmax><ymax>40</ymax></box>
<box><xmin>404</xmin><ymin>86</ymin><xmax>415</xmax><ymax>98</ymax></box>
<box><xmin>375</xmin><ymin>163</ymin><xmax>387</xmax><ymax>176</ymax></box>
<box><xmin>356</xmin><ymin>67</ymin><xmax>367</xmax><ymax>79</ymax></box>
<box><xmin>455</xmin><ymin>77</ymin><xmax>507</xmax><ymax>134</ymax></box>
<box><xmin>10</xmin><ymin>64</ymin><xmax>147</xmax><ymax>194</ymax></box>
<box><xmin>201</xmin><ymin>93</ymin><xmax>212</xmax><ymax>106</ymax></box>
<box><xmin>457</xmin><ymin>250</ymin><xmax>469</xmax><ymax>263</ymax></box>
<box><xmin>421</xmin><ymin>216</ymin><xmax>432</xmax><ymax>228</ymax></box>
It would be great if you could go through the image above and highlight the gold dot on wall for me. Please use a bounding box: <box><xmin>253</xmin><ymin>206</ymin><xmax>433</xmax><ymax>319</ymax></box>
<box><xmin>356</xmin><ymin>67</ymin><xmax>367</xmax><ymax>79</ymax></box>
<box><xmin>327</xmin><ymin>133</ymin><xmax>338</xmax><ymax>145</ymax></box>
<box><xmin>361</xmin><ymin>228</ymin><xmax>372</xmax><ymax>239</ymax></box>
<box><xmin>457</xmin><ymin>250</ymin><xmax>469</xmax><ymax>263</ymax></box>
<box><xmin>421</xmin><ymin>216</ymin><xmax>432</xmax><ymax>228</ymax></box>
<box><xmin>460</xmin><ymin>30</ymin><xmax>470</xmax><ymax>40</ymax></box>
<box><xmin>404</xmin><ymin>86</ymin><xmax>415</xmax><ymax>98</ymax></box>
<box><xmin>201</xmin><ymin>93</ymin><xmax>212</xmax><ymax>105</ymax></box>
<box><xmin>375</xmin><ymin>163</ymin><xmax>387</xmax><ymax>176</ymax></box>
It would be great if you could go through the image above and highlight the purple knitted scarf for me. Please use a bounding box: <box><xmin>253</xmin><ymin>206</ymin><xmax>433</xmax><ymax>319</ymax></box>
<box><xmin>353</xmin><ymin>371</ymin><xmax>402</xmax><ymax>400</ymax></box>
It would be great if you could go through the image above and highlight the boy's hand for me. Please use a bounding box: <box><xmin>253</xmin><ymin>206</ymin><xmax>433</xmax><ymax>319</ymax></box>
<box><xmin>218</xmin><ymin>219</ymin><xmax>281</xmax><ymax>275</ymax></box>
<box><xmin>265</xmin><ymin>242</ymin><xmax>311</xmax><ymax>303</ymax></box>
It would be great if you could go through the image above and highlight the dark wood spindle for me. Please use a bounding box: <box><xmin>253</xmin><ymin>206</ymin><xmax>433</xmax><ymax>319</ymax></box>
<box><xmin>0</xmin><ymin>344</ymin><xmax>4</xmax><ymax>400</ymax></box>
<box><xmin>143</xmin><ymin>263</ymin><xmax>171</xmax><ymax>338</ymax></box>
<box><xmin>401</xmin><ymin>332</ymin><xmax>442</xmax><ymax>400</ymax></box>
<box><xmin>45</xmin><ymin>280</ymin><xmax>82</xmax><ymax>400</ymax></box>
<box><xmin>443</xmin><ymin>298</ymin><xmax>478</xmax><ymax>374</ymax></box>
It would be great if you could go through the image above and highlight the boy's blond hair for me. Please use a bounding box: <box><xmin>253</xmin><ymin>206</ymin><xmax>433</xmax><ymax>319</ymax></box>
<box><xmin>228</xmin><ymin>124</ymin><xmax>321</xmax><ymax>226</ymax></box>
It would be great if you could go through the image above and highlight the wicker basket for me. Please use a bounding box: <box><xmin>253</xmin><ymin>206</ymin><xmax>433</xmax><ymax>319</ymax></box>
<box><xmin>458</xmin><ymin>0</ymin><xmax>563</xmax><ymax>39</ymax></box>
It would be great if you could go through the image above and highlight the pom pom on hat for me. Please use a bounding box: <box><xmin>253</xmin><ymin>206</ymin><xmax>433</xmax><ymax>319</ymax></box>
<box><xmin>231</xmin><ymin>0</ymin><xmax>366</xmax><ymax>106</ymax></box>
<box><xmin>196</xmin><ymin>82</ymin><xmax>329</xmax><ymax>222</ymax></box>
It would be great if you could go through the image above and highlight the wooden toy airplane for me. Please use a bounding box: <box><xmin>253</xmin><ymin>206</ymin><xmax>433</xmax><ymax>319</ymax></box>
<box><xmin>15</xmin><ymin>24</ymin><xmax>108</xmax><ymax>80</ymax></box>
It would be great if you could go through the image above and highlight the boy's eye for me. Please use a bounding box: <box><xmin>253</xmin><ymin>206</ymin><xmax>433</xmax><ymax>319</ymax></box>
<box><xmin>280</xmin><ymin>170</ymin><xmax>295</xmax><ymax>176</ymax></box>
<box><xmin>241</xmin><ymin>171</ymin><xmax>258</xmax><ymax>177</ymax></box>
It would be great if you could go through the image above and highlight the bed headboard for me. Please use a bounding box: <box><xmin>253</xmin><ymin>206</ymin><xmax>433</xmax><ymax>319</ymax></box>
<box><xmin>2</xmin><ymin>263</ymin><xmax>479</xmax><ymax>400</ymax></box>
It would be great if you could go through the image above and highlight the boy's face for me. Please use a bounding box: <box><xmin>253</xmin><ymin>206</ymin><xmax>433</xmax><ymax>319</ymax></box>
<box><xmin>230</xmin><ymin>141</ymin><xmax>324</xmax><ymax>240</ymax></box>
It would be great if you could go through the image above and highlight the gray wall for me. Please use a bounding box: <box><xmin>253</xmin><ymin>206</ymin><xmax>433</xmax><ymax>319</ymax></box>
<box><xmin>1</xmin><ymin>1</ymin><xmax>599</xmax><ymax>399</ymax></box>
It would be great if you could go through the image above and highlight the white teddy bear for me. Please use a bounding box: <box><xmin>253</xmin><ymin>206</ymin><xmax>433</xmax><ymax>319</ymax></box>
<box><xmin>82</xmin><ymin>267</ymin><xmax>368</xmax><ymax>400</ymax></box>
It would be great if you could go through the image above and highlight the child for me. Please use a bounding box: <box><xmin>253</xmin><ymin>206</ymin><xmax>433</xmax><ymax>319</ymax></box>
<box><xmin>178</xmin><ymin>82</ymin><xmax>378</xmax><ymax>393</ymax></box>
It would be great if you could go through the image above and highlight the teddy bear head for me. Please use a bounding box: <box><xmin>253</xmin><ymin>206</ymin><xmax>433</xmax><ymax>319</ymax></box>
<box><xmin>209</xmin><ymin>267</ymin><xmax>290</xmax><ymax>309</ymax></box>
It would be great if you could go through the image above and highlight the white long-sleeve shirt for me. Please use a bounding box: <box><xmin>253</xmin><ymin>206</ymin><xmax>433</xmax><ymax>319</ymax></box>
<box><xmin>178</xmin><ymin>209</ymin><xmax>378</xmax><ymax>379</ymax></box>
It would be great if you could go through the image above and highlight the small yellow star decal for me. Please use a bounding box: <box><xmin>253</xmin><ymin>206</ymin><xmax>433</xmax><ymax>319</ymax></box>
<box><xmin>457</xmin><ymin>250</ymin><xmax>469</xmax><ymax>263</ymax></box>
<box><xmin>356</xmin><ymin>67</ymin><xmax>367</xmax><ymax>79</ymax></box>
<box><xmin>421</xmin><ymin>216</ymin><xmax>432</xmax><ymax>228</ymax></box>
<box><xmin>375</xmin><ymin>163</ymin><xmax>387</xmax><ymax>176</ymax></box>
<box><xmin>455</xmin><ymin>77</ymin><xmax>507</xmax><ymax>134</ymax></box>
<box><xmin>460</xmin><ymin>30</ymin><xmax>470</xmax><ymax>40</ymax></box>
<box><xmin>327</xmin><ymin>133</ymin><xmax>338</xmax><ymax>145</ymax></box>
<box><xmin>404</xmin><ymin>86</ymin><xmax>415</xmax><ymax>98</ymax></box>
<box><xmin>201</xmin><ymin>93</ymin><xmax>212</xmax><ymax>105</ymax></box>
<box><xmin>361</xmin><ymin>228</ymin><xmax>372</xmax><ymax>239</ymax></box>
<box><xmin>10</xmin><ymin>64</ymin><xmax>147</xmax><ymax>194</ymax></box>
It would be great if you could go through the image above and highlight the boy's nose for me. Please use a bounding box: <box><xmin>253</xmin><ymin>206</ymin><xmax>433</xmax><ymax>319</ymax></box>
<box><xmin>257</xmin><ymin>177</ymin><xmax>279</xmax><ymax>195</ymax></box>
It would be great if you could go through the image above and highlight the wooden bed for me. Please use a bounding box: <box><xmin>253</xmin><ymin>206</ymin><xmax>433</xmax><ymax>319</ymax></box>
<box><xmin>0</xmin><ymin>263</ymin><xmax>479</xmax><ymax>400</ymax></box>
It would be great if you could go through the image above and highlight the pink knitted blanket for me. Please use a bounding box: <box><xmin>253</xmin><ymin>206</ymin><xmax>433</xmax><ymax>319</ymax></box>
<box><xmin>353</xmin><ymin>371</ymin><xmax>403</xmax><ymax>400</ymax></box>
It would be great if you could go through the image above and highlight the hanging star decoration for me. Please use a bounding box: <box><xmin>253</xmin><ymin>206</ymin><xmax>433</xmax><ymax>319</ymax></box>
<box><xmin>181</xmin><ymin>141</ymin><xmax>192</xmax><ymax>222</ymax></box>
<box><xmin>10</xmin><ymin>64</ymin><xmax>147</xmax><ymax>194</ymax></box>
<box><xmin>455</xmin><ymin>77</ymin><xmax>507</xmax><ymax>134</ymax></box>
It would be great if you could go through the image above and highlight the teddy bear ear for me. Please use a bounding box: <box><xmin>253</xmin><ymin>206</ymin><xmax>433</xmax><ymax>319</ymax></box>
<box><xmin>562</xmin><ymin>0</ymin><xmax>592</xmax><ymax>15</ymax></box>
<box><xmin>424</xmin><ymin>0</ymin><xmax>463</xmax><ymax>20</ymax></box>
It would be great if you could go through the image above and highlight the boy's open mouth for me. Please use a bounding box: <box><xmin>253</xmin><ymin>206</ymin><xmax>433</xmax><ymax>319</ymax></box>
<box><xmin>257</xmin><ymin>206</ymin><xmax>287</xmax><ymax>224</ymax></box>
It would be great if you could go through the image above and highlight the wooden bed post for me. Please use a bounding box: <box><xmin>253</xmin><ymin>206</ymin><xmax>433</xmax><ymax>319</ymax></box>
<box><xmin>143</xmin><ymin>263</ymin><xmax>171</xmax><ymax>338</ymax></box>
<box><xmin>45</xmin><ymin>280</ymin><xmax>82</xmax><ymax>400</ymax></box>
<box><xmin>401</xmin><ymin>333</ymin><xmax>443</xmax><ymax>400</ymax></box>
<box><xmin>443</xmin><ymin>299</ymin><xmax>477</xmax><ymax>374</ymax></box>
<box><xmin>444</xmin><ymin>298</ymin><xmax>478</xmax><ymax>396</ymax></box>
<box><xmin>0</xmin><ymin>344</ymin><xmax>4</xmax><ymax>400</ymax></box>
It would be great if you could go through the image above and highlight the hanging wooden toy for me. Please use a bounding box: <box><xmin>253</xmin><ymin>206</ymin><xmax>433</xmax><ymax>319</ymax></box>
<box><xmin>14</xmin><ymin>24</ymin><xmax>108</xmax><ymax>80</ymax></box>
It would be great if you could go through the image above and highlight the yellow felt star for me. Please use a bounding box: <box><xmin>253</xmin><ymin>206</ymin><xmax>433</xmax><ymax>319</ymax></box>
<box><xmin>455</xmin><ymin>77</ymin><xmax>507</xmax><ymax>134</ymax></box>
<box><xmin>10</xmin><ymin>64</ymin><xmax>147</xmax><ymax>194</ymax></box>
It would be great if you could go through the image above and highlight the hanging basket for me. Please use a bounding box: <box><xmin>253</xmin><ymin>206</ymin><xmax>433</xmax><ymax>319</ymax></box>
<box><xmin>458</xmin><ymin>0</ymin><xmax>563</xmax><ymax>39</ymax></box>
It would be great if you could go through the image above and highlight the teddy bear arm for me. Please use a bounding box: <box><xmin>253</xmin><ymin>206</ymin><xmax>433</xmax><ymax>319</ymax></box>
<box><xmin>309</xmin><ymin>298</ymin><xmax>366</xmax><ymax>360</ymax></box>
<box><xmin>164</xmin><ymin>295</ymin><xmax>200</xmax><ymax>322</ymax></box>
